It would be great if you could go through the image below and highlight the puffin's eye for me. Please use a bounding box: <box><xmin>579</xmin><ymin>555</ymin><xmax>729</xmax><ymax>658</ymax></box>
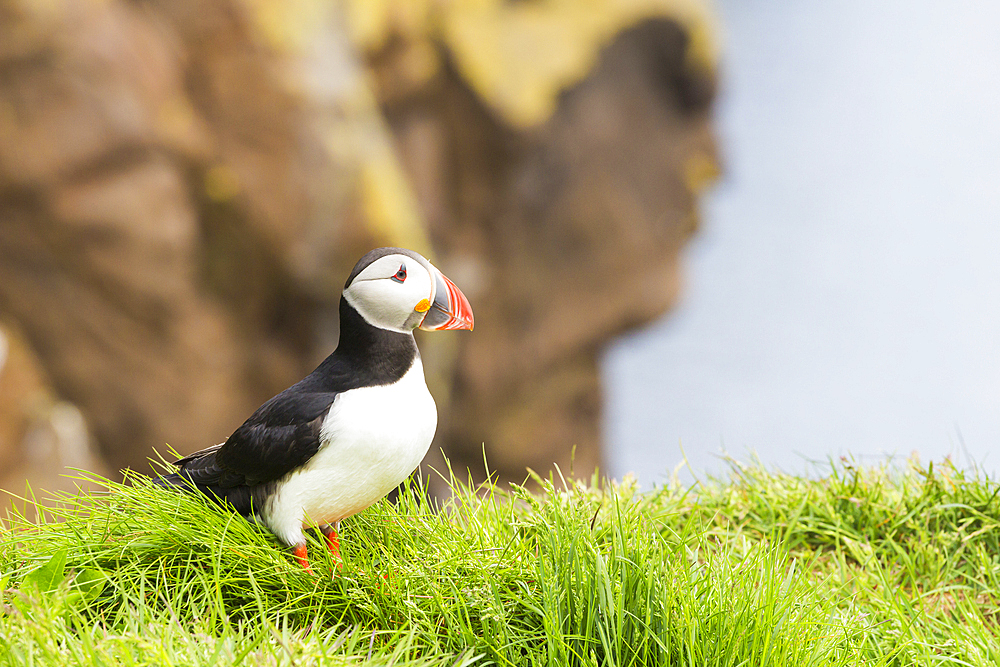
<box><xmin>391</xmin><ymin>264</ymin><xmax>407</xmax><ymax>283</ymax></box>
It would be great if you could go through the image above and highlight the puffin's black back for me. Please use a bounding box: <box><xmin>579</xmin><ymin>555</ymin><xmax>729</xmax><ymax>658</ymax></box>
<box><xmin>156</xmin><ymin>296</ymin><xmax>418</xmax><ymax>516</ymax></box>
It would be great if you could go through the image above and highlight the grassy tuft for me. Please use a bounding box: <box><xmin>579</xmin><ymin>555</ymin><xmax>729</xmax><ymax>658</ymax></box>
<box><xmin>2</xmin><ymin>458</ymin><xmax>1000</xmax><ymax>665</ymax></box>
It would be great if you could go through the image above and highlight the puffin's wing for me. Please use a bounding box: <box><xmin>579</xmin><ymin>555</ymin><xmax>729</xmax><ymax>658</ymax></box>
<box><xmin>174</xmin><ymin>389</ymin><xmax>338</xmax><ymax>488</ymax></box>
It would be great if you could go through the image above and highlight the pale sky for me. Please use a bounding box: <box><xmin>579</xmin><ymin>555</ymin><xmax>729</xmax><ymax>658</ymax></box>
<box><xmin>605</xmin><ymin>0</ymin><xmax>1000</xmax><ymax>486</ymax></box>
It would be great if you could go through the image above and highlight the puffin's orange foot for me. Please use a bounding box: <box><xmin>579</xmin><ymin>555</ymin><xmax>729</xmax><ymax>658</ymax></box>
<box><xmin>320</xmin><ymin>523</ymin><xmax>343</xmax><ymax>572</ymax></box>
<box><xmin>292</xmin><ymin>543</ymin><xmax>313</xmax><ymax>574</ymax></box>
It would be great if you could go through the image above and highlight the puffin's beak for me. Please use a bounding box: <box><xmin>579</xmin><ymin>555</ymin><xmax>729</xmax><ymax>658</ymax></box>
<box><xmin>419</xmin><ymin>268</ymin><xmax>474</xmax><ymax>331</ymax></box>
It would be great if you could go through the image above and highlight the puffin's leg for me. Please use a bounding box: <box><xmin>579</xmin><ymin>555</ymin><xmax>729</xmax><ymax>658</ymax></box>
<box><xmin>320</xmin><ymin>522</ymin><xmax>342</xmax><ymax>568</ymax></box>
<box><xmin>292</xmin><ymin>543</ymin><xmax>313</xmax><ymax>574</ymax></box>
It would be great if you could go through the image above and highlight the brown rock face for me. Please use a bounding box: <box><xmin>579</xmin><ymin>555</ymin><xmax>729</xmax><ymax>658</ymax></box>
<box><xmin>0</xmin><ymin>0</ymin><xmax>716</xmax><ymax>491</ymax></box>
<box><xmin>0</xmin><ymin>0</ymin><xmax>364</xmax><ymax>474</ymax></box>
<box><xmin>380</xmin><ymin>19</ymin><xmax>718</xmax><ymax>485</ymax></box>
<box><xmin>0</xmin><ymin>325</ymin><xmax>110</xmax><ymax>507</ymax></box>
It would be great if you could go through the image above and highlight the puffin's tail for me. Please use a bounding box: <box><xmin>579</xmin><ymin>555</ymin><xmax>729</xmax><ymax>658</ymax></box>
<box><xmin>152</xmin><ymin>462</ymin><xmax>257</xmax><ymax>518</ymax></box>
<box><xmin>152</xmin><ymin>471</ymin><xmax>191</xmax><ymax>490</ymax></box>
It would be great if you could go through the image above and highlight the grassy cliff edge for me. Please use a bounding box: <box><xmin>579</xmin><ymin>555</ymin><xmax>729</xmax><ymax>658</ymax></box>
<box><xmin>2</xmin><ymin>457</ymin><xmax>999</xmax><ymax>666</ymax></box>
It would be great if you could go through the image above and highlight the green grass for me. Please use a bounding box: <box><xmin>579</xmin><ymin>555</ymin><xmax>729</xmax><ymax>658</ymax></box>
<box><xmin>2</xmin><ymin>457</ymin><xmax>1000</xmax><ymax>665</ymax></box>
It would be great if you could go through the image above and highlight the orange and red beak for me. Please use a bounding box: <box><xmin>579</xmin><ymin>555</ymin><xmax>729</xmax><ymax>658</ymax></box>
<box><xmin>418</xmin><ymin>267</ymin><xmax>474</xmax><ymax>331</ymax></box>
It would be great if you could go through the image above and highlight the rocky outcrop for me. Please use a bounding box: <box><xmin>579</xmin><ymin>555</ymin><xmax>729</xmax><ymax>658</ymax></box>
<box><xmin>0</xmin><ymin>0</ymin><xmax>718</xmax><ymax>494</ymax></box>
<box><xmin>367</xmin><ymin>12</ymin><xmax>718</xmax><ymax>487</ymax></box>
<box><xmin>0</xmin><ymin>0</ymin><xmax>387</xmax><ymax>476</ymax></box>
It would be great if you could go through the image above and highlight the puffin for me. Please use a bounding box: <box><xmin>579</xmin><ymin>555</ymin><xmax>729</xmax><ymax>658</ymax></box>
<box><xmin>156</xmin><ymin>247</ymin><xmax>473</xmax><ymax>572</ymax></box>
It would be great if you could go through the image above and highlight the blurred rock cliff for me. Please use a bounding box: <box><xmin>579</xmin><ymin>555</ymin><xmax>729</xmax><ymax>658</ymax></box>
<box><xmin>0</xmin><ymin>0</ymin><xmax>719</xmax><ymax>499</ymax></box>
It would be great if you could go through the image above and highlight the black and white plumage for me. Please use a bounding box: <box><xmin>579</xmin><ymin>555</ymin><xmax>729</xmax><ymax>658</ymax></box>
<box><xmin>156</xmin><ymin>248</ymin><xmax>473</xmax><ymax>571</ymax></box>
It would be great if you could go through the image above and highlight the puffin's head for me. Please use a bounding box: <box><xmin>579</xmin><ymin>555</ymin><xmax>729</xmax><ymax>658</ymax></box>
<box><xmin>343</xmin><ymin>248</ymin><xmax>474</xmax><ymax>334</ymax></box>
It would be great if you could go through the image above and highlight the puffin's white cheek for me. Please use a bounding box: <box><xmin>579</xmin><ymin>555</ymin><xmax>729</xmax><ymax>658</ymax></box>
<box><xmin>346</xmin><ymin>279</ymin><xmax>424</xmax><ymax>331</ymax></box>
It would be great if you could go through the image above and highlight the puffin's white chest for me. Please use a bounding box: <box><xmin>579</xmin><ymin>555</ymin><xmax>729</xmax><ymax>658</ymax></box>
<box><xmin>262</xmin><ymin>358</ymin><xmax>436</xmax><ymax>544</ymax></box>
